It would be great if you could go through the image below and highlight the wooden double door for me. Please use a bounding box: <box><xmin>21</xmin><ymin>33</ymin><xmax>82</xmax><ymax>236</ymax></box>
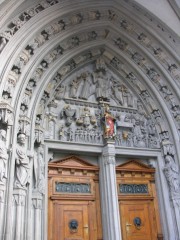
<box><xmin>48</xmin><ymin>156</ymin><xmax>102</xmax><ymax>240</ymax></box>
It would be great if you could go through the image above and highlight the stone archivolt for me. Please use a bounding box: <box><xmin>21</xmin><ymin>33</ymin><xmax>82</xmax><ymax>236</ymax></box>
<box><xmin>0</xmin><ymin>1</ymin><xmax>180</xmax><ymax>239</ymax></box>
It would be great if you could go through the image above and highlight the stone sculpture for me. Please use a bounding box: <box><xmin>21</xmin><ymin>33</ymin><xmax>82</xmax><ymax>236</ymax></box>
<box><xmin>14</xmin><ymin>133</ymin><xmax>30</xmax><ymax>189</ymax></box>
<box><xmin>164</xmin><ymin>155</ymin><xmax>180</xmax><ymax>197</ymax></box>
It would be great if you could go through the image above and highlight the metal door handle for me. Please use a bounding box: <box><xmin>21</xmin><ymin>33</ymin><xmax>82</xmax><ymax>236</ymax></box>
<box><xmin>126</xmin><ymin>223</ymin><xmax>132</xmax><ymax>226</ymax></box>
<box><xmin>83</xmin><ymin>225</ymin><xmax>89</xmax><ymax>229</ymax></box>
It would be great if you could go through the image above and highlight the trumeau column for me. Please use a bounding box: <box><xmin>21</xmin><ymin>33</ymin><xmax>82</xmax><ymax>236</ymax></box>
<box><xmin>99</xmin><ymin>140</ymin><xmax>122</xmax><ymax>240</ymax></box>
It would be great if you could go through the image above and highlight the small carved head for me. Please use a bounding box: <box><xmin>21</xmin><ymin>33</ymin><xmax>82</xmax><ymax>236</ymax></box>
<box><xmin>17</xmin><ymin>132</ymin><xmax>26</xmax><ymax>144</ymax></box>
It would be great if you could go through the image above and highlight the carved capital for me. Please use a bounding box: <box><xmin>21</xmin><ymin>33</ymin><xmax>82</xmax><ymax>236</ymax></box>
<box><xmin>103</xmin><ymin>156</ymin><xmax>116</xmax><ymax>165</ymax></box>
<box><xmin>13</xmin><ymin>189</ymin><xmax>26</xmax><ymax>206</ymax></box>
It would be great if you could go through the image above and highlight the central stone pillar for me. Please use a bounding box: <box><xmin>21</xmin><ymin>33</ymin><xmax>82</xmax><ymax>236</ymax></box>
<box><xmin>99</xmin><ymin>140</ymin><xmax>122</xmax><ymax>240</ymax></box>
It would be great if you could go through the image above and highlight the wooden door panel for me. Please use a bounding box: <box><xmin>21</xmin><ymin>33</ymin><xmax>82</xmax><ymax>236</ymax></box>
<box><xmin>120</xmin><ymin>201</ymin><xmax>153</xmax><ymax>240</ymax></box>
<box><xmin>53</xmin><ymin>202</ymin><xmax>89</xmax><ymax>240</ymax></box>
<box><xmin>48</xmin><ymin>157</ymin><xmax>102</xmax><ymax>240</ymax></box>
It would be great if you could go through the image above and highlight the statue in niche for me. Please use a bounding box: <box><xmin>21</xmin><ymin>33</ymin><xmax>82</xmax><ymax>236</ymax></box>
<box><xmin>59</xmin><ymin>125</ymin><xmax>65</xmax><ymax>141</ymax></box>
<box><xmin>171</xmin><ymin>105</ymin><xmax>180</xmax><ymax>124</ymax></box>
<box><xmin>37</xmin><ymin>98</ymin><xmax>46</xmax><ymax>115</ymax></box>
<box><xmin>55</xmin><ymin>85</ymin><xmax>66</xmax><ymax>100</ymax></box>
<box><xmin>131</xmin><ymin>112</ymin><xmax>146</xmax><ymax>148</ymax></box>
<box><xmin>114</xmin><ymin>37</ymin><xmax>128</xmax><ymax>51</ymax></box>
<box><xmin>26</xmin><ymin>79</ymin><xmax>36</xmax><ymax>94</ymax></box>
<box><xmin>65</xmin><ymin>127</ymin><xmax>73</xmax><ymax>141</ymax></box>
<box><xmin>14</xmin><ymin>133</ymin><xmax>30</xmax><ymax>189</ymax></box>
<box><xmin>111</xmin><ymin>81</ymin><xmax>124</xmax><ymax>105</ymax></box>
<box><xmin>127</xmin><ymin>72</ymin><xmax>146</xmax><ymax>92</ymax></box>
<box><xmin>35</xmin><ymin>114</ymin><xmax>42</xmax><ymax>126</ymax></box>
<box><xmin>69</xmin><ymin>76</ymin><xmax>81</xmax><ymax>98</ymax></box>
<box><xmin>147</xmin><ymin>117</ymin><xmax>156</xmax><ymax>136</ymax></box>
<box><xmin>102</xmin><ymin>106</ymin><xmax>117</xmax><ymax>139</ymax></box>
<box><xmin>164</xmin><ymin>155</ymin><xmax>180</xmax><ymax>197</ymax></box>
<box><xmin>79</xmin><ymin>72</ymin><xmax>92</xmax><ymax>100</ymax></box>
<box><xmin>123</xmin><ymin>87</ymin><xmax>134</xmax><ymax>107</ymax></box>
<box><xmin>48</xmin><ymin>120</ymin><xmax>55</xmax><ymax>139</ymax></box>
<box><xmin>161</xmin><ymin>139</ymin><xmax>175</xmax><ymax>156</ymax></box>
<box><xmin>0</xmin><ymin>130</ymin><xmax>8</xmax><ymax>185</ymax></box>
<box><xmin>126</xmin><ymin>130</ymin><xmax>133</xmax><ymax>147</ymax></box>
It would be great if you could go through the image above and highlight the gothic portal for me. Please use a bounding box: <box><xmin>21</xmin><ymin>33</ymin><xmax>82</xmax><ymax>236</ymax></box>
<box><xmin>0</xmin><ymin>1</ymin><xmax>180</xmax><ymax>240</ymax></box>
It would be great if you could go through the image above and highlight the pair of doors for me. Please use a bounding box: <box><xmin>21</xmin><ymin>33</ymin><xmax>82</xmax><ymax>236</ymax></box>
<box><xmin>48</xmin><ymin>157</ymin><xmax>162</xmax><ymax>240</ymax></box>
<box><xmin>52</xmin><ymin>200</ymin><xmax>154</xmax><ymax>240</ymax></box>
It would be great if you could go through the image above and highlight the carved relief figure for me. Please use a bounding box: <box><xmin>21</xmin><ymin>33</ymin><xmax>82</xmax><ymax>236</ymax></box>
<box><xmin>69</xmin><ymin>77</ymin><xmax>81</xmax><ymax>98</ymax></box>
<box><xmin>0</xmin><ymin>130</ymin><xmax>8</xmax><ymax>184</ymax></box>
<box><xmin>55</xmin><ymin>85</ymin><xmax>66</xmax><ymax>100</ymax></box>
<box><xmin>123</xmin><ymin>87</ymin><xmax>134</xmax><ymax>107</ymax></box>
<box><xmin>0</xmin><ymin>36</ymin><xmax>8</xmax><ymax>53</ymax></box>
<box><xmin>164</xmin><ymin>155</ymin><xmax>180</xmax><ymax>197</ymax></box>
<box><xmin>111</xmin><ymin>83</ymin><xmax>125</xmax><ymax>105</ymax></box>
<box><xmin>131</xmin><ymin>112</ymin><xmax>146</xmax><ymax>147</ymax></box>
<box><xmin>59</xmin><ymin>125</ymin><xmax>65</xmax><ymax>141</ymax></box>
<box><xmin>93</xmin><ymin>71</ymin><xmax>109</xmax><ymax>101</ymax></box>
<box><xmin>14</xmin><ymin>133</ymin><xmax>30</xmax><ymax>189</ymax></box>
<box><xmin>80</xmin><ymin>72</ymin><xmax>92</xmax><ymax>100</ymax></box>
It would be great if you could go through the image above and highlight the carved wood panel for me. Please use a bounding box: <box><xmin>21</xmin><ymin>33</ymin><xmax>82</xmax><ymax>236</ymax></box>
<box><xmin>120</xmin><ymin>201</ymin><xmax>155</xmax><ymax>240</ymax></box>
<box><xmin>116</xmin><ymin>160</ymin><xmax>163</xmax><ymax>240</ymax></box>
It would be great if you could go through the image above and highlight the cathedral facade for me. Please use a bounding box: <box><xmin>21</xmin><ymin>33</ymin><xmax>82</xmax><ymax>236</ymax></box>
<box><xmin>0</xmin><ymin>1</ymin><xmax>180</xmax><ymax>240</ymax></box>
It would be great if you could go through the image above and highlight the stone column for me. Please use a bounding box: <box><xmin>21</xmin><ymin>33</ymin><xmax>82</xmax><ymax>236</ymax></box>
<box><xmin>13</xmin><ymin>189</ymin><xmax>26</xmax><ymax>240</ymax></box>
<box><xmin>0</xmin><ymin>185</ymin><xmax>5</xmax><ymax>239</ymax></box>
<box><xmin>99</xmin><ymin>140</ymin><xmax>122</xmax><ymax>240</ymax></box>
<box><xmin>32</xmin><ymin>194</ymin><xmax>43</xmax><ymax>240</ymax></box>
<box><xmin>172</xmin><ymin>198</ymin><xmax>180</xmax><ymax>238</ymax></box>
